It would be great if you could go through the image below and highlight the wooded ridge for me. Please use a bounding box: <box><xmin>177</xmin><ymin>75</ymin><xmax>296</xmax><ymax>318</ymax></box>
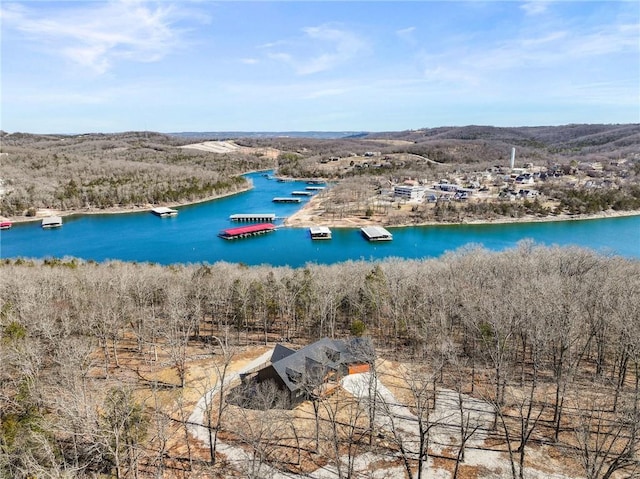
<box><xmin>1</xmin><ymin>245</ymin><xmax>639</xmax><ymax>478</ymax></box>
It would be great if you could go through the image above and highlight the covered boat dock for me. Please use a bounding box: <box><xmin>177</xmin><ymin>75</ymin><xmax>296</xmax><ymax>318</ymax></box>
<box><xmin>229</xmin><ymin>213</ymin><xmax>276</xmax><ymax>222</ymax></box>
<box><xmin>361</xmin><ymin>226</ymin><xmax>393</xmax><ymax>241</ymax></box>
<box><xmin>151</xmin><ymin>207</ymin><xmax>178</xmax><ymax>217</ymax></box>
<box><xmin>42</xmin><ymin>216</ymin><xmax>63</xmax><ymax>228</ymax></box>
<box><xmin>310</xmin><ymin>226</ymin><xmax>332</xmax><ymax>240</ymax></box>
<box><xmin>219</xmin><ymin>223</ymin><xmax>276</xmax><ymax>240</ymax></box>
<box><xmin>272</xmin><ymin>197</ymin><xmax>302</xmax><ymax>203</ymax></box>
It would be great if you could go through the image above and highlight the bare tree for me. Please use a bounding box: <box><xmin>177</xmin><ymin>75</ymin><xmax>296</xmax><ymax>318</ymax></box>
<box><xmin>203</xmin><ymin>335</ymin><xmax>235</xmax><ymax>465</ymax></box>
<box><xmin>97</xmin><ymin>385</ymin><xmax>149</xmax><ymax>479</ymax></box>
<box><xmin>573</xmin><ymin>392</ymin><xmax>640</xmax><ymax>479</ymax></box>
<box><xmin>227</xmin><ymin>381</ymin><xmax>292</xmax><ymax>478</ymax></box>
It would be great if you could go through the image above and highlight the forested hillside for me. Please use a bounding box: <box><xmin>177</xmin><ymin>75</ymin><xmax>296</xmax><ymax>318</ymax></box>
<box><xmin>238</xmin><ymin>125</ymin><xmax>640</xmax><ymax>199</ymax></box>
<box><xmin>1</xmin><ymin>125</ymin><xmax>639</xmax><ymax>219</ymax></box>
<box><xmin>1</xmin><ymin>245</ymin><xmax>639</xmax><ymax>478</ymax></box>
<box><xmin>0</xmin><ymin>132</ymin><xmax>274</xmax><ymax>216</ymax></box>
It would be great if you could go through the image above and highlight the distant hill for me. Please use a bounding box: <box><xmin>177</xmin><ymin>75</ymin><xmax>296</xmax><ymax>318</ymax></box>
<box><xmin>365</xmin><ymin>124</ymin><xmax>640</xmax><ymax>152</ymax></box>
<box><xmin>170</xmin><ymin>131</ymin><xmax>368</xmax><ymax>140</ymax></box>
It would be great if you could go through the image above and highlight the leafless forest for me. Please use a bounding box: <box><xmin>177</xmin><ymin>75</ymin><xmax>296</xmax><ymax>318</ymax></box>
<box><xmin>1</xmin><ymin>244</ymin><xmax>639</xmax><ymax>478</ymax></box>
<box><xmin>0</xmin><ymin>132</ymin><xmax>275</xmax><ymax>216</ymax></box>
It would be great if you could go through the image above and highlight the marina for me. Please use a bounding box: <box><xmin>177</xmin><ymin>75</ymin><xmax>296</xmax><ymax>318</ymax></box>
<box><xmin>2</xmin><ymin>172</ymin><xmax>638</xmax><ymax>267</ymax></box>
<box><xmin>41</xmin><ymin>216</ymin><xmax>63</xmax><ymax>228</ymax></box>
<box><xmin>230</xmin><ymin>213</ymin><xmax>276</xmax><ymax>222</ymax></box>
<box><xmin>219</xmin><ymin>223</ymin><xmax>276</xmax><ymax>240</ymax></box>
<box><xmin>305</xmin><ymin>186</ymin><xmax>325</xmax><ymax>191</ymax></box>
<box><xmin>310</xmin><ymin>226</ymin><xmax>332</xmax><ymax>240</ymax></box>
<box><xmin>151</xmin><ymin>207</ymin><xmax>178</xmax><ymax>217</ymax></box>
<box><xmin>273</xmin><ymin>197</ymin><xmax>302</xmax><ymax>203</ymax></box>
<box><xmin>291</xmin><ymin>191</ymin><xmax>313</xmax><ymax>196</ymax></box>
<box><xmin>361</xmin><ymin>226</ymin><xmax>393</xmax><ymax>241</ymax></box>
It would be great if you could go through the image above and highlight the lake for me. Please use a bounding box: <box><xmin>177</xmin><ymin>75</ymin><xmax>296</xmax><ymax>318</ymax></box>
<box><xmin>1</xmin><ymin>171</ymin><xmax>639</xmax><ymax>267</ymax></box>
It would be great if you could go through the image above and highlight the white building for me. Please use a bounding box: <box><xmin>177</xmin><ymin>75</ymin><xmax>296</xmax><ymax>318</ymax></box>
<box><xmin>394</xmin><ymin>185</ymin><xmax>426</xmax><ymax>200</ymax></box>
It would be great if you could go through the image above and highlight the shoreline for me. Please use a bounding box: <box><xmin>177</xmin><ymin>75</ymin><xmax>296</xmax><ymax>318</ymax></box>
<box><xmin>2</xmin><ymin>171</ymin><xmax>639</xmax><ymax>228</ymax></box>
<box><xmin>1</xmin><ymin>185</ymin><xmax>254</xmax><ymax>225</ymax></box>
<box><xmin>283</xmin><ymin>194</ymin><xmax>640</xmax><ymax>229</ymax></box>
<box><xmin>285</xmin><ymin>209</ymin><xmax>640</xmax><ymax>229</ymax></box>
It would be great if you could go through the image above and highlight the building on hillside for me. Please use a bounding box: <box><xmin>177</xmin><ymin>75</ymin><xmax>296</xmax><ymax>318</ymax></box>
<box><xmin>237</xmin><ymin>337</ymin><xmax>374</xmax><ymax>408</ymax></box>
<box><xmin>515</xmin><ymin>173</ymin><xmax>535</xmax><ymax>185</ymax></box>
<box><xmin>394</xmin><ymin>184</ymin><xmax>426</xmax><ymax>200</ymax></box>
<box><xmin>519</xmin><ymin>189</ymin><xmax>539</xmax><ymax>199</ymax></box>
<box><xmin>437</xmin><ymin>183</ymin><xmax>461</xmax><ymax>193</ymax></box>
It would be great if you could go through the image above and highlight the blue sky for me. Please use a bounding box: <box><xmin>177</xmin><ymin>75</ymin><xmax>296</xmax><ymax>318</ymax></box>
<box><xmin>1</xmin><ymin>1</ymin><xmax>638</xmax><ymax>133</ymax></box>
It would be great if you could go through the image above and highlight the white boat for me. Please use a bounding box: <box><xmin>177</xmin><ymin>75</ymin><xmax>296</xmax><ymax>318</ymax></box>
<box><xmin>41</xmin><ymin>216</ymin><xmax>63</xmax><ymax>228</ymax></box>
<box><xmin>151</xmin><ymin>207</ymin><xmax>178</xmax><ymax>217</ymax></box>
<box><xmin>310</xmin><ymin>226</ymin><xmax>332</xmax><ymax>240</ymax></box>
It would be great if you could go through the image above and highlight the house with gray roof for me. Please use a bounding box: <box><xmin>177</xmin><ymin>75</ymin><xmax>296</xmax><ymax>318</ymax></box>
<box><xmin>239</xmin><ymin>337</ymin><xmax>374</xmax><ymax>408</ymax></box>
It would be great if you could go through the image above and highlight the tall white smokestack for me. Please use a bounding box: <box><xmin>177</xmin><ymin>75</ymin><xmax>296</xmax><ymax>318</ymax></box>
<box><xmin>510</xmin><ymin>147</ymin><xmax>516</xmax><ymax>170</ymax></box>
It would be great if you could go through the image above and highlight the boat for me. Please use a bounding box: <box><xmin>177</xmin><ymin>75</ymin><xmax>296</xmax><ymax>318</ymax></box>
<box><xmin>361</xmin><ymin>226</ymin><xmax>392</xmax><ymax>241</ymax></box>
<box><xmin>272</xmin><ymin>197</ymin><xmax>302</xmax><ymax>203</ymax></box>
<box><xmin>310</xmin><ymin>226</ymin><xmax>332</xmax><ymax>240</ymax></box>
<box><xmin>41</xmin><ymin>216</ymin><xmax>63</xmax><ymax>228</ymax></box>
<box><xmin>219</xmin><ymin>223</ymin><xmax>276</xmax><ymax>240</ymax></box>
<box><xmin>0</xmin><ymin>221</ymin><xmax>12</xmax><ymax>230</ymax></box>
<box><xmin>151</xmin><ymin>207</ymin><xmax>178</xmax><ymax>217</ymax></box>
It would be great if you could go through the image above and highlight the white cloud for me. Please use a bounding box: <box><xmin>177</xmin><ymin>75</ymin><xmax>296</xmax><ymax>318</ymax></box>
<box><xmin>520</xmin><ymin>31</ymin><xmax>567</xmax><ymax>47</ymax></box>
<box><xmin>426</xmin><ymin>18</ymin><xmax>638</xmax><ymax>77</ymax></box>
<box><xmin>396</xmin><ymin>26</ymin><xmax>416</xmax><ymax>41</ymax></box>
<box><xmin>240</xmin><ymin>58</ymin><xmax>259</xmax><ymax>65</ymax></box>
<box><xmin>520</xmin><ymin>1</ymin><xmax>550</xmax><ymax>16</ymax></box>
<box><xmin>265</xmin><ymin>24</ymin><xmax>367</xmax><ymax>75</ymax></box>
<box><xmin>1</xmin><ymin>0</ymin><xmax>202</xmax><ymax>74</ymax></box>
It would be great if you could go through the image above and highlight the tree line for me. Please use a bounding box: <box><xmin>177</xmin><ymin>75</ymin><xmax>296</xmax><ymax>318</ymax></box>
<box><xmin>1</xmin><ymin>245</ymin><xmax>639</xmax><ymax>477</ymax></box>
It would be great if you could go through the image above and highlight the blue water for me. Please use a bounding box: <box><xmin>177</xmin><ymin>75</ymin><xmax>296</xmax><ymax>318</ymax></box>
<box><xmin>1</xmin><ymin>172</ymin><xmax>639</xmax><ymax>266</ymax></box>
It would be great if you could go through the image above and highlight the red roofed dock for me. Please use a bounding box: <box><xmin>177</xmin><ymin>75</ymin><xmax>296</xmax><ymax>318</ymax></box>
<box><xmin>219</xmin><ymin>223</ymin><xmax>276</xmax><ymax>240</ymax></box>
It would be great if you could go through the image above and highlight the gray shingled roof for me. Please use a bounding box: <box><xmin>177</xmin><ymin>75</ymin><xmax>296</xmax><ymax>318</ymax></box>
<box><xmin>270</xmin><ymin>343</ymin><xmax>296</xmax><ymax>363</ymax></box>
<box><xmin>270</xmin><ymin>337</ymin><xmax>373</xmax><ymax>393</ymax></box>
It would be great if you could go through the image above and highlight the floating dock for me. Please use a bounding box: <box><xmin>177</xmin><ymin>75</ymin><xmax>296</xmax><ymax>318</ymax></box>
<box><xmin>229</xmin><ymin>213</ymin><xmax>276</xmax><ymax>222</ymax></box>
<box><xmin>307</xmin><ymin>179</ymin><xmax>326</xmax><ymax>185</ymax></box>
<box><xmin>310</xmin><ymin>226</ymin><xmax>332</xmax><ymax>240</ymax></box>
<box><xmin>291</xmin><ymin>191</ymin><xmax>313</xmax><ymax>196</ymax></box>
<box><xmin>305</xmin><ymin>186</ymin><xmax>325</xmax><ymax>191</ymax></box>
<box><xmin>272</xmin><ymin>197</ymin><xmax>302</xmax><ymax>203</ymax></box>
<box><xmin>0</xmin><ymin>221</ymin><xmax>12</xmax><ymax>230</ymax></box>
<box><xmin>42</xmin><ymin>216</ymin><xmax>63</xmax><ymax>228</ymax></box>
<box><xmin>151</xmin><ymin>207</ymin><xmax>178</xmax><ymax>217</ymax></box>
<box><xmin>219</xmin><ymin>223</ymin><xmax>276</xmax><ymax>240</ymax></box>
<box><xmin>361</xmin><ymin>226</ymin><xmax>393</xmax><ymax>241</ymax></box>
<box><xmin>276</xmin><ymin>177</ymin><xmax>295</xmax><ymax>182</ymax></box>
